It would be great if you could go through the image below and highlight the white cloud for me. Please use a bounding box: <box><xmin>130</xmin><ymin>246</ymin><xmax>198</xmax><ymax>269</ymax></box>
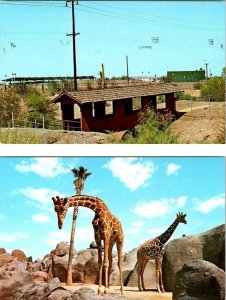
<box><xmin>132</xmin><ymin>221</ymin><xmax>144</xmax><ymax>228</ymax></box>
<box><xmin>44</xmin><ymin>225</ymin><xmax>94</xmax><ymax>247</ymax></box>
<box><xmin>166</xmin><ymin>163</ymin><xmax>181</xmax><ymax>176</ymax></box>
<box><xmin>194</xmin><ymin>194</ymin><xmax>225</xmax><ymax>213</ymax></box>
<box><xmin>0</xmin><ymin>231</ymin><xmax>29</xmax><ymax>242</ymax></box>
<box><xmin>18</xmin><ymin>187</ymin><xmax>64</xmax><ymax>210</ymax></box>
<box><xmin>177</xmin><ymin>196</ymin><xmax>187</xmax><ymax>207</ymax></box>
<box><xmin>44</xmin><ymin>230</ymin><xmax>70</xmax><ymax>247</ymax></box>
<box><xmin>103</xmin><ymin>158</ymin><xmax>157</xmax><ymax>191</ymax></box>
<box><xmin>32</xmin><ymin>213</ymin><xmax>51</xmax><ymax>223</ymax></box>
<box><xmin>14</xmin><ymin>158</ymin><xmax>70</xmax><ymax>178</ymax></box>
<box><xmin>125</xmin><ymin>221</ymin><xmax>144</xmax><ymax>235</ymax></box>
<box><xmin>133</xmin><ymin>196</ymin><xmax>187</xmax><ymax>218</ymax></box>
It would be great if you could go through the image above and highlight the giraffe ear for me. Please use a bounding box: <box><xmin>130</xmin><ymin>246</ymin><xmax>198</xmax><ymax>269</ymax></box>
<box><xmin>184</xmin><ymin>214</ymin><xmax>187</xmax><ymax>217</ymax></box>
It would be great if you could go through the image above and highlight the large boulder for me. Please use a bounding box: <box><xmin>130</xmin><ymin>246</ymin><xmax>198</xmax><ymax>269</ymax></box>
<box><xmin>0</xmin><ymin>252</ymin><xmax>14</xmax><ymax>267</ymax></box>
<box><xmin>11</xmin><ymin>249</ymin><xmax>27</xmax><ymax>262</ymax></box>
<box><xmin>54</xmin><ymin>242</ymin><xmax>70</xmax><ymax>256</ymax></box>
<box><xmin>12</xmin><ymin>277</ymin><xmax>72</xmax><ymax>300</ymax></box>
<box><xmin>173</xmin><ymin>260</ymin><xmax>225</xmax><ymax>300</ymax></box>
<box><xmin>0</xmin><ymin>269</ymin><xmax>34</xmax><ymax>300</ymax></box>
<box><xmin>163</xmin><ymin>224</ymin><xmax>225</xmax><ymax>291</ymax></box>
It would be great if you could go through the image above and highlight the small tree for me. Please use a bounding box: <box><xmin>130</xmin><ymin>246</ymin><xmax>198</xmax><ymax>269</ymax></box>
<box><xmin>0</xmin><ymin>92</ymin><xmax>22</xmax><ymax>127</ymax></box>
<box><xmin>200</xmin><ymin>77</ymin><xmax>225</xmax><ymax>102</ymax></box>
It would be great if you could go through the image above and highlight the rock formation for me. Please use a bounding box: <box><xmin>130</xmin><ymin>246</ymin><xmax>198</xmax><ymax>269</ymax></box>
<box><xmin>173</xmin><ymin>260</ymin><xmax>225</xmax><ymax>300</ymax></box>
<box><xmin>163</xmin><ymin>224</ymin><xmax>225</xmax><ymax>291</ymax></box>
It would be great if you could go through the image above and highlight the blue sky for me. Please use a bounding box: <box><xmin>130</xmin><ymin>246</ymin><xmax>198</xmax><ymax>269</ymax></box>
<box><xmin>0</xmin><ymin>1</ymin><xmax>225</xmax><ymax>81</ymax></box>
<box><xmin>0</xmin><ymin>156</ymin><xmax>224</xmax><ymax>260</ymax></box>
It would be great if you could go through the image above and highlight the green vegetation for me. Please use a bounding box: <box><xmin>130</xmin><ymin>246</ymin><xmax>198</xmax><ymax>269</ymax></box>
<box><xmin>200</xmin><ymin>77</ymin><xmax>225</xmax><ymax>102</ymax></box>
<box><xmin>48</xmin><ymin>81</ymin><xmax>62</xmax><ymax>95</ymax></box>
<box><xmin>176</xmin><ymin>92</ymin><xmax>196</xmax><ymax>101</ymax></box>
<box><xmin>0</xmin><ymin>128</ymin><xmax>38</xmax><ymax>144</ymax></box>
<box><xmin>108</xmin><ymin>109</ymin><xmax>178</xmax><ymax>144</ymax></box>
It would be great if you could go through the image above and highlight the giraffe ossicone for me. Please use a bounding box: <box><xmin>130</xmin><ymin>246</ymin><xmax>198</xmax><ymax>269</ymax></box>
<box><xmin>52</xmin><ymin>194</ymin><xmax>124</xmax><ymax>295</ymax></box>
<box><xmin>136</xmin><ymin>212</ymin><xmax>187</xmax><ymax>293</ymax></box>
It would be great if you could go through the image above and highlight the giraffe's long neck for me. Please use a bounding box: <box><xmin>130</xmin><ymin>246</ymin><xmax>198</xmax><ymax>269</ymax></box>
<box><xmin>65</xmin><ymin>195</ymin><xmax>109</xmax><ymax>214</ymax></box>
<box><xmin>157</xmin><ymin>218</ymin><xmax>179</xmax><ymax>245</ymax></box>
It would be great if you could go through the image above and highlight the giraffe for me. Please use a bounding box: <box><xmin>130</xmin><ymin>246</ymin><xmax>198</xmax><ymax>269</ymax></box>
<box><xmin>136</xmin><ymin>212</ymin><xmax>187</xmax><ymax>293</ymax></box>
<box><xmin>51</xmin><ymin>195</ymin><xmax>124</xmax><ymax>295</ymax></box>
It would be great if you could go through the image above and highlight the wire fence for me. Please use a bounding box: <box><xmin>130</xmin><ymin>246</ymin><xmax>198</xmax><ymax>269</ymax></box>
<box><xmin>0</xmin><ymin>112</ymin><xmax>81</xmax><ymax>131</ymax></box>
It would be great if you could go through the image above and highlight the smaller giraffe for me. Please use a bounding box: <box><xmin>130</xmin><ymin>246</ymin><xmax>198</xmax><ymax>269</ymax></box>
<box><xmin>52</xmin><ymin>195</ymin><xmax>124</xmax><ymax>295</ymax></box>
<box><xmin>136</xmin><ymin>212</ymin><xmax>187</xmax><ymax>293</ymax></box>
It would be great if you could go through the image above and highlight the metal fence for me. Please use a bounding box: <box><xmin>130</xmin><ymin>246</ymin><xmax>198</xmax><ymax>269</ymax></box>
<box><xmin>0</xmin><ymin>112</ymin><xmax>81</xmax><ymax>131</ymax></box>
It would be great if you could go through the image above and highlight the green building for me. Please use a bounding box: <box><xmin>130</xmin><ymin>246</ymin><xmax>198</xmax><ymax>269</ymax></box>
<box><xmin>167</xmin><ymin>70</ymin><xmax>205</xmax><ymax>82</ymax></box>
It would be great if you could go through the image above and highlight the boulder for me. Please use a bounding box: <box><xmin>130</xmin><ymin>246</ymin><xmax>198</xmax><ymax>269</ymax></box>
<box><xmin>12</xmin><ymin>277</ymin><xmax>72</xmax><ymax>300</ymax></box>
<box><xmin>0</xmin><ymin>248</ymin><xmax>6</xmax><ymax>255</ymax></box>
<box><xmin>0</xmin><ymin>269</ymin><xmax>34</xmax><ymax>300</ymax></box>
<box><xmin>31</xmin><ymin>270</ymin><xmax>48</xmax><ymax>282</ymax></box>
<box><xmin>11</xmin><ymin>249</ymin><xmax>27</xmax><ymax>262</ymax></box>
<box><xmin>54</xmin><ymin>241</ymin><xmax>70</xmax><ymax>256</ymax></box>
<box><xmin>163</xmin><ymin>224</ymin><xmax>225</xmax><ymax>291</ymax></box>
<box><xmin>52</xmin><ymin>253</ymin><xmax>70</xmax><ymax>282</ymax></box>
<box><xmin>0</xmin><ymin>253</ymin><xmax>14</xmax><ymax>267</ymax></box>
<box><xmin>173</xmin><ymin>260</ymin><xmax>225</xmax><ymax>300</ymax></box>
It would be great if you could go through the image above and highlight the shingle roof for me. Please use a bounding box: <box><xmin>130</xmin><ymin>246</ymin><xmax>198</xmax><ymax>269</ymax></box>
<box><xmin>52</xmin><ymin>83</ymin><xmax>181</xmax><ymax>105</ymax></box>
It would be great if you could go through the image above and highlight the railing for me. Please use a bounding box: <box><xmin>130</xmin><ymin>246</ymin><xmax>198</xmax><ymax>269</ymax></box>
<box><xmin>0</xmin><ymin>112</ymin><xmax>81</xmax><ymax>131</ymax></box>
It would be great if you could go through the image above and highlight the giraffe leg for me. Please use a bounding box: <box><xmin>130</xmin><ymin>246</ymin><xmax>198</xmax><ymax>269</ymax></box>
<box><xmin>155</xmin><ymin>259</ymin><xmax>162</xmax><ymax>293</ymax></box>
<box><xmin>141</xmin><ymin>259</ymin><xmax>148</xmax><ymax>291</ymax></box>
<box><xmin>107</xmin><ymin>243</ymin><xmax>114</xmax><ymax>290</ymax></box>
<box><xmin>159</xmin><ymin>261</ymin><xmax>165</xmax><ymax>292</ymax></box>
<box><xmin>103</xmin><ymin>239</ymin><xmax>110</xmax><ymax>294</ymax></box>
<box><xmin>96</xmin><ymin>239</ymin><xmax>103</xmax><ymax>295</ymax></box>
<box><xmin>116</xmin><ymin>239</ymin><xmax>124</xmax><ymax>295</ymax></box>
<box><xmin>137</xmin><ymin>260</ymin><xmax>142</xmax><ymax>291</ymax></box>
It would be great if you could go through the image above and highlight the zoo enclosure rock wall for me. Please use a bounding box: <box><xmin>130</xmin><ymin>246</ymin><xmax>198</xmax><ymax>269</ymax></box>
<box><xmin>162</xmin><ymin>224</ymin><xmax>225</xmax><ymax>291</ymax></box>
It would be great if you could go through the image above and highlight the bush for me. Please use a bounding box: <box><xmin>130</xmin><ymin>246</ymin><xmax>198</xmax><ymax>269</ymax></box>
<box><xmin>122</xmin><ymin>109</ymin><xmax>178</xmax><ymax>144</ymax></box>
<box><xmin>0</xmin><ymin>92</ymin><xmax>23</xmax><ymax>127</ymax></box>
<box><xmin>48</xmin><ymin>81</ymin><xmax>62</xmax><ymax>95</ymax></box>
<box><xmin>200</xmin><ymin>77</ymin><xmax>225</xmax><ymax>101</ymax></box>
<box><xmin>193</xmin><ymin>82</ymin><xmax>202</xmax><ymax>90</ymax></box>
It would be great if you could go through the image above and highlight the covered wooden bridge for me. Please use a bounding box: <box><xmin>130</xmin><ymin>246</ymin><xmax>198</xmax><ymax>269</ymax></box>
<box><xmin>51</xmin><ymin>83</ymin><xmax>181</xmax><ymax>132</ymax></box>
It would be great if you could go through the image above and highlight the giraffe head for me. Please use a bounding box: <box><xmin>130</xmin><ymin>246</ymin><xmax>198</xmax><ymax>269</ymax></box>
<box><xmin>52</xmin><ymin>196</ymin><xmax>69</xmax><ymax>229</ymax></box>
<box><xmin>176</xmin><ymin>212</ymin><xmax>187</xmax><ymax>224</ymax></box>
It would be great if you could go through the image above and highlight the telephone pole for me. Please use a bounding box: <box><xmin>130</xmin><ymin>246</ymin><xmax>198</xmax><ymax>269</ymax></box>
<box><xmin>66</xmin><ymin>0</ymin><xmax>79</xmax><ymax>91</ymax></box>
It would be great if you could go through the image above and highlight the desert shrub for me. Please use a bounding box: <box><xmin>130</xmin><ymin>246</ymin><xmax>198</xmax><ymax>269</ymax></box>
<box><xmin>48</xmin><ymin>81</ymin><xmax>62</xmax><ymax>95</ymax></box>
<box><xmin>200</xmin><ymin>77</ymin><xmax>225</xmax><ymax>101</ymax></box>
<box><xmin>193</xmin><ymin>82</ymin><xmax>202</xmax><ymax>90</ymax></box>
<box><xmin>0</xmin><ymin>128</ymin><xmax>38</xmax><ymax>143</ymax></box>
<box><xmin>0</xmin><ymin>92</ymin><xmax>23</xmax><ymax>127</ymax></box>
<box><xmin>122</xmin><ymin>109</ymin><xmax>178</xmax><ymax>144</ymax></box>
<box><xmin>175</xmin><ymin>92</ymin><xmax>196</xmax><ymax>101</ymax></box>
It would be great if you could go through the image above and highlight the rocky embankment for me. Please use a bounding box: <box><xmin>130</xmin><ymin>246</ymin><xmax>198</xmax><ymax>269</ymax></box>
<box><xmin>0</xmin><ymin>224</ymin><xmax>225</xmax><ymax>300</ymax></box>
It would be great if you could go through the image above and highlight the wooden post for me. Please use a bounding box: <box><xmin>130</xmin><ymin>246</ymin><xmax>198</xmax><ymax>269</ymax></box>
<box><xmin>11</xmin><ymin>112</ymin><xmax>14</xmax><ymax>128</ymax></box>
<box><xmin>101</xmin><ymin>63</ymin><xmax>105</xmax><ymax>89</ymax></box>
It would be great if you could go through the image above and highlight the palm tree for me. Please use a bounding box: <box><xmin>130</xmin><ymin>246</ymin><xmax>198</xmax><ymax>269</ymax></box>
<box><xmin>66</xmin><ymin>166</ymin><xmax>92</xmax><ymax>285</ymax></box>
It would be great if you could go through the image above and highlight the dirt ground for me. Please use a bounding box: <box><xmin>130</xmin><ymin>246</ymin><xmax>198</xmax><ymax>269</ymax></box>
<box><xmin>63</xmin><ymin>283</ymin><xmax>172</xmax><ymax>300</ymax></box>
<box><xmin>169</xmin><ymin>100</ymin><xmax>225</xmax><ymax>144</ymax></box>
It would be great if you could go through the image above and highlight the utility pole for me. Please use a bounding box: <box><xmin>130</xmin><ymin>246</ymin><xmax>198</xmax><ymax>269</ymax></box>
<box><xmin>204</xmin><ymin>61</ymin><xmax>209</xmax><ymax>80</ymax></box>
<box><xmin>66</xmin><ymin>0</ymin><xmax>79</xmax><ymax>91</ymax></box>
<box><xmin>126</xmin><ymin>55</ymin><xmax>129</xmax><ymax>85</ymax></box>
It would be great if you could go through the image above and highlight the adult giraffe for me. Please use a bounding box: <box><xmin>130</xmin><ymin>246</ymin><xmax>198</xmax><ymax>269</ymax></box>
<box><xmin>52</xmin><ymin>195</ymin><xmax>124</xmax><ymax>295</ymax></box>
<box><xmin>136</xmin><ymin>212</ymin><xmax>187</xmax><ymax>293</ymax></box>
